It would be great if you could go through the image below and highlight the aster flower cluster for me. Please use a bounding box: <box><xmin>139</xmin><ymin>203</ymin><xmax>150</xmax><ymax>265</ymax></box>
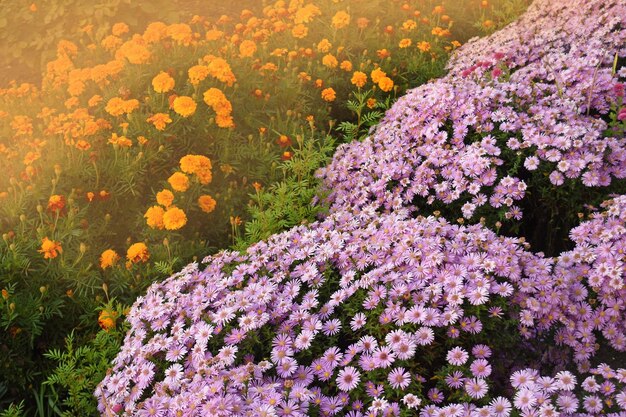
<box><xmin>512</xmin><ymin>195</ymin><xmax>626</xmax><ymax>369</ymax></box>
<box><xmin>506</xmin><ymin>365</ymin><xmax>626</xmax><ymax>417</ymax></box>
<box><xmin>97</xmin><ymin>0</ymin><xmax>626</xmax><ymax>416</ymax></box>
<box><xmin>97</xmin><ymin>206</ymin><xmax>539</xmax><ymax>416</ymax></box>
<box><xmin>318</xmin><ymin>0</ymin><xmax>626</xmax><ymax>227</ymax></box>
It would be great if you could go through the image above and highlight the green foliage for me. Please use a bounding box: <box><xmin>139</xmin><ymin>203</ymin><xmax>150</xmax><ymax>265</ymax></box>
<box><xmin>235</xmin><ymin>131</ymin><xmax>336</xmax><ymax>249</ymax></box>
<box><xmin>337</xmin><ymin>90</ymin><xmax>391</xmax><ymax>142</ymax></box>
<box><xmin>44</xmin><ymin>326</ymin><xmax>125</xmax><ymax>417</ymax></box>
<box><xmin>0</xmin><ymin>401</ymin><xmax>26</xmax><ymax>417</ymax></box>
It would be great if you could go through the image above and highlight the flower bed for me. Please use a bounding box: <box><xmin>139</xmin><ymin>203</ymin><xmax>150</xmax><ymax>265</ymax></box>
<box><xmin>97</xmin><ymin>0</ymin><xmax>626</xmax><ymax>416</ymax></box>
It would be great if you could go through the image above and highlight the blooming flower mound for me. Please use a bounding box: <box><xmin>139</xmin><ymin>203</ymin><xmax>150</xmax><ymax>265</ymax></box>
<box><xmin>318</xmin><ymin>0</ymin><xmax>626</xmax><ymax>226</ymax></box>
<box><xmin>97</xmin><ymin>207</ymin><xmax>541</xmax><ymax>416</ymax></box>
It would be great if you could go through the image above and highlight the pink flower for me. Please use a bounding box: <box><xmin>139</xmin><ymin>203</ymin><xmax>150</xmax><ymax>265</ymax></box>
<box><xmin>336</xmin><ymin>367</ymin><xmax>360</xmax><ymax>392</ymax></box>
<box><xmin>446</xmin><ymin>347</ymin><xmax>469</xmax><ymax>366</ymax></box>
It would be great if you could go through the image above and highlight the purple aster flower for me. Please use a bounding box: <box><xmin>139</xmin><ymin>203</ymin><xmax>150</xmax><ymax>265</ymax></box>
<box><xmin>470</xmin><ymin>359</ymin><xmax>492</xmax><ymax>378</ymax></box>
<box><xmin>387</xmin><ymin>367</ymin><xmax>411</xmax><ymax>389</ymax></box>
<box><xmin>465</xmin><ymin>378</ymin><xmax>489</xmax><ymax>399</ymax></box>
<box><xmin>446</xmin><ymin>347</ymin><xmax>469</xmax><ymax>366</ymax></box>
<box><xmin>337</xmin><ymin>367</ymin><xmax>361</xmax><ymax>392</ymax></box>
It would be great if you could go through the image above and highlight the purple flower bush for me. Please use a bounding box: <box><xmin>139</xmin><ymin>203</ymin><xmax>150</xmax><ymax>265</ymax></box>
<box><xmin>97</xmin><ymin>0</ymin><xmax>626</xmax><ymax>415</ymax></box>
<box><xmin>516</xmin><ymin>196</ymin><xmax>626</xmax><ymax>369</ymax></box>
<box><xmin>96</xmin><ymin>207</ymin><xmax>542</xmax><ymax>416</ymax></box>
<box><xmin>96</xmin><ymin>199</ymin><xmax>626</xmax><ymax>416</ymax></box>
<box><xmin>317</xmin><ymin>0</ymin><xmax>626</xmax><ymax>255</ymax></box>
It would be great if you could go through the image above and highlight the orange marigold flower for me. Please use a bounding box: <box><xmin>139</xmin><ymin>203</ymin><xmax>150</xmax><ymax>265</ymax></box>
<box><xmin>432</xmin><ymin>26</ymin><xmax>444</xmax><ymax>36</ymax></box>
<box><xmin>331</xmin><ymin>11</ymin><xmax>351</xmax><ymax>29</ymax></box>
<box><xmin>291</xmin><ymin>24</ymin><xmax>308</xmax><ymax>39</ymax></box>
<box><xmin>75</xmin><ymin>140</ymin><xmax>91</xmax><ymax>151</ymax></box>
<box><xmin>47</xmin><ymin>195</ymin><xmax>65</xmax><ymax>212</ymax></box>
<box><xmin>281</xmin><ymin>151</ymin><xmax>293</xmax><ymax>160</ymax></box>
<box><xmin>340</xmin><ymin>60</ymin><xmax>353</xmax><ymax>71</ymax></box>
<box><xmin>39</xmin><ymin>237</ymin><xmax>62</xmax><ymax>259</ymax></box>
<box><xmin>198</xmin><ymin>195</ymin><xmax>217</xmax><ymax>213</ymax></box>
<box><xmin>367</xmin><ymin>98</ymin><xmax>377</xmax><ymax>108</ymax></box>
<box><xmin>167</xmin><ymin>23</ymin><xmax>193</xmax><ymax>45</ymax></box>
<box><xmin>378</xmin><ymin>76</ymin><xmax>394</xmax><ymax>92</ymax></box>
<box><xmin>67</xmin><ymin>79</ymin><xmax>85</xmax><ymax>96</ymax></box>
<box><xmin>144</xmin><ymin>205</ymin><xmax>165</xmax><ymax>229</ymax></box>
<box><xmin>321</xmin><ymin>88</ymin><xmax>336</xmax><ymax>102</ymax></box>
<box><xmin>377</xmin><ymin>48</ymin><xmax>391</xmax><ymax>59</ymax></box>
<box><xmin>168</xmin><ymin>172</ymin><xmax>190</xmax><ymax>192</ymax></box>
<box><xmin>23</xmin><ymin>151</ymin><xmax>40</xmax><ymax>165</ymax></box>
<box><xmin>143</xmin><ymin>21</ymin><xmax>168</xmax><ymax>43</ymax></box>
<box><xmin>206</xmin><ymin>57</ymin><xmax>236</xmax><ymax>86</ymax></box>
<box><xmin>417</xmin><ymin>41</ymin><xmax>431</xmax><ymax>52</ymax></box>
<box><xmin>276</xmin><ymin>135</ymin><xmax>292</xmax><ymax>147</ymax></box>
<box><xmin>402</xmin><ymin>19</ymin><xmax>418</xmax><ymax>31</ymax></box>
<box><xmin>137</xmin><ymin>136</ymin><xmax>148</xmax><ymax>146</ymax></box>
<box><xmin>371</xmin><ymin>68</ymin><xmax>386</xmax><ymax>83</ymax></box>
<box><xmin>100</xmin><ymin>249</ymin><xmax>120</xmax><ymax>269</ymax></box>
<box><xmin>11</xmin><ymin>115</ymin><xmax>33</xmax><ymax>136</ymax></box>
<box><xmin>188</xmin><ymin>65</ymin><xmax>210</xmax><ymax>85</ymax></box>
<box><xmin>351</xmin><ymin>71</ymin><xmax>367</xmax><ymax>88</ymax></box>
<box><xmin>205</xmin><ymin>29</ymin><xmax>223</xmax><ymax>41</ymax></box>
<box><xmin>239</xmin><ymin>39</ymin><xmax>257</xmax><ymax>57</ymax></box>
<box><xmin>105</xmin><ymin>97</ymin><xmax>126</xmax><ymax>116</ymax></box>
<box><xmin>179</xmin><ymin>155</ymin><xmax>198</xmax><ymax>174</ymax></box>
<box><xmin>215</xmin><ymin>114</ymin><xmax>234</xmax><ymax>128</ymax></box>
<box><xmin>147</xmin><ymin>113</ymin><xmax>172</xmax><ymax>131</ymax></box>
<box><xmin>116</xmin><ymin>40</ymin><xmax>151</xmax><ymax>64</ymax></box>
<box><xmin>317</xmin><ymin>38</ymin><xmax>332</xmax><ymax>53</ymax></box>
<box><xmin>399</xmin><ymin>38</ymin><xmax>412</xmax><ymax>48</ymax></box>
<box><xmin>112</xmin><ymin>22</ymin><xmax>129</xmax><ymax>36</ymax></box>
<box><xmin>126</xmin><ymin>242</ymin><xmax>149</xmax><ymax>263</ymax></box>
<box><xmin>163</xmin><ymin>207</ymin><xmax>187</xmax><ymax>230</ymax></box>
<box><xmin>152</xmin><ymin>71</ymin><xmax>175</xmax><ymax>93</ymax></box>
<box><xmin>294</xmin><ymin>3</ymin><xmax>321</xmax><ymax>24</ymax></box>
<box><xmin>203</xmin><ymin>88</ymin><xmax>229</xmax><ymax>111</ymax></box>
<box><xmin>156</xmin><ymin>189</ymin><xmax>174</xmax><ymax>207</ymax></box>
<box><xmin>180</xmin><ymin>155</ymin><xmax>212</xmax><ymax>184</ymax></box>
<box><xmin>173</xmin><ymin>96</ymin><xmax>197</xmax><ymax>117</ymax></box>
<box><xmin>322</xmin><ymin>54</ymin><xmax>338</xmax><ymax>69</ymax></box>
<box><xmin>98</xmin><ymin>309</ymin><xmax>118</xmax><ymax>331</ymax></box>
